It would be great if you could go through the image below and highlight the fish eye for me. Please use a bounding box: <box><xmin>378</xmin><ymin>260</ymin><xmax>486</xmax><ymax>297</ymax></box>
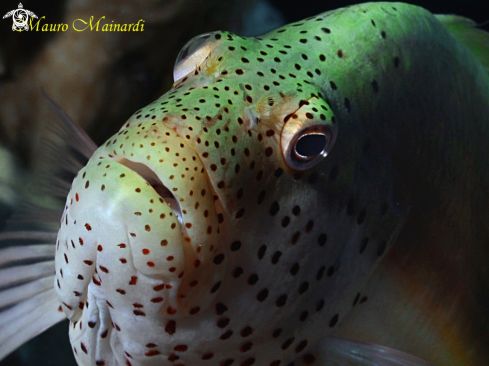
<box><xmin>280</xmin><ymin>97</ymin><xmax>337</xmax><ymax>171</ymax></box>
<box><xmin>173</xmin><ymin>32</ymin><xmax>219</xmax><ymax>82</ymax></box>
<box><xmin>282</xmin><ymin>123</ymin><xmax>336</xmax><ymax>171</ymax></box>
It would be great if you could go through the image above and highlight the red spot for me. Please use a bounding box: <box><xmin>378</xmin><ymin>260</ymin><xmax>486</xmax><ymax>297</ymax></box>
<box><xmin>165</xmin><ymin>320</ymin><xmax>176</xmax><ymax>335</ymax></box>
<box><xmin>80</xmin><ymin>342</ymin><xmax>87</xmax><ymax>354</ymax></box>
<box><xmin>133</xmin><ymin>310</ymin><xmax>146</xmax><ymax>316</ymax></box>
<box><xmin>79</xmin><ymin>237</ymin><xmax>84</xmax><ymax>245</ymax></box>
<box><xmin>106</xmin><ymin>300</ymin><xmax>114</xmax><ymax>308</ymax></box>
<box><xmin>116</xmin><ymin>289</ymin><xmax>126</xmax><ymax>294</ymax></box>
<box><xmin>88</xmin><ymin>321</ymin><xmax>96</xmax><ymax>328</ymax></box>
<box><xmin>194</xmin><ymin>259</ymin><xmax>201</xmax><ymax>268</ymax></box>
<box><xmin>83</xmin><ymin>260</ymin><xmax>93</xmax><ymax>265</ymax></box>
<box><xmin>166</xmin><ymin>284</ymin><xmax>173</xmax><ymax>289</ymax></box>
<box><xmin>151</xmin><ymin>297</ymin><xmax>163</xmax><ymax>303</ymax></box>
<box><xmin>133</xmin><ymin>303</ymin><xmax>144</xmax><ymax>308</ymax></box>
<box><xmin>118</xmin><ymin>243</ymin><xmax>126</xmax><ymax>248</ymax></box>
<box><xmin>153</xmin><ymin>284</ymin><xmax>165</xmax><ymax>291</ymax></box>
<box><xmin>167</xmin><ymin>256</ymin><xmax>174</xmax><ymax>261</ymax></box>
<box><xmin>120</xmin><ymin>258</ymin><xmax>127</xmax><ymax>263</ymax></box>
<box><xmin>92</xmin><ymin>276</ymin><xmax>101</xmax><ymax>286</ymax></box>
<box><xmin>145</xmin><ymin>350</ymin><xmax>161</xmax><ymax>357</ymax></box>
<box><xmin>78</xmin><ymin>302</ymin><xmax>84</xmax><ymax>310</ymax></box>
<box><xmin>99</xmin><ymin>265</ymin><xmax>109</xmax><ymax>273</ymax></box>
<box><xmin>64</xmin><ymin>254</ymin><xmax>69</xmax><ymax>263</ymax></box>
<box><xmin>174</xmin><ymin>345</ymin><xmax>188</xmax><ymax>352</ymax></box>
<box><xmin>129</xmin><ymin>276</ymin><xmax>138</xmax><ymax>285</ymax></box>
<box><xmin>62</xmin><ymin>302</ymin><xmax>72</xmax><ymax>310</ymax></box>
<box><xmin>168</xmin><ymin>354</ymin><xmax>179</xmax><ymax>362</ymax></box>
<box><xmin>146</xmin><ymin>343</ymin><xmax>157</xmax><ymax>348</ymax></box>
<box><xmin>97</xmin><ymin>245</ymin><xmax>103</xmax><ymax>251</ymax></box>
<box><xmin>85</xmin><ymin>223</ymin><xmax>92</xmax><ymax>231</ymax></box>
<box><xmin>147</xmin><ymin>261</ymin><xmax>155</xmax><ymax>267</ymax></box>
<box><xmin>76</xmin><ymin>193</ymin><xmax>79</xmax><ymax>202</ymax></box>
<box><xmin>142</xmin><ymin>249</ymin><xmax>150</xmax><ymax>255</ymax></box>
<box><xmin>101</xmin><ymin>329</ymin><xmax>108</xmax><ymax>338</ymax></box>
<box><xmin>96</xmin><ymin>361</ymin><xmax>105</xmax><ymax>366</ymax></box>
<box><xmin>169</xmin><ymin>267</ymin><xmax>176</xmax><ymax>272</ymax></box>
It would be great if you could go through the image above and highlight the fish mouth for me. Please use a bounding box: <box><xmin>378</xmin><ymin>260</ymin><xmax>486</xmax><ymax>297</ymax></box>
<box><xmin>116</xmin><ymin>158</ymin><xmax>183</xmax><ymax>224</ymax></box>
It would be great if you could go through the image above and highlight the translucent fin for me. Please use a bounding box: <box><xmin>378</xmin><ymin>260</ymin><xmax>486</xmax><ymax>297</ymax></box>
<box><xmin>0</xmin><ymin>91</ymin><xmax>97</xmax><ymax>360</ymax></box>
<box><xmin>0</xmin><ymin>288</ymin><xmax>66</xmax><ymax>360</ymax></box>
<box><xmin>314</xmin><ymin>337</ymin><xmax>433</xmax><ymax>366</ymax></box>
<box><xmin>437</xmin><ymin>15</ymin><xmax>489</xmax><ymax>74</ymax></box>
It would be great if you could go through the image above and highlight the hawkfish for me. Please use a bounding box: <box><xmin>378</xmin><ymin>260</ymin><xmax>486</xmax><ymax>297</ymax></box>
<box><xmin>1</xmin><ymin>2</ymin><xmax>488</xmax><ymax>365</ymax></box>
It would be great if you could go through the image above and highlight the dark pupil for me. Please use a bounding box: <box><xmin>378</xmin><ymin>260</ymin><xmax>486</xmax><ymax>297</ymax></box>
<box><xmin>295</xmin><ymin>134</ymin><xmax>326</xmax><ymax>158</ymax></box>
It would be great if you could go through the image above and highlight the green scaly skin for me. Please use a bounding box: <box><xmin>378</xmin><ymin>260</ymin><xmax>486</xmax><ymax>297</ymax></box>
<box><xmin>54</xmin><ymin>3</ymin><xmax>489</xmax><ymax>365</ymax></box>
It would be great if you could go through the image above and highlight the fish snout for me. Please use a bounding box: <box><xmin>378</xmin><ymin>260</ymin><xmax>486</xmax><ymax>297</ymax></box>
<box><xmin>55</xmin><ymin>122</ymin><xmax>226</xmax><ymax>363</ymax></box>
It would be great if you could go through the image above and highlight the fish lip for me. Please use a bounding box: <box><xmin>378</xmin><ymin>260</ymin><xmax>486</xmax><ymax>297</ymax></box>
<box><xmin>113</xmin><ymin>158</ymin><xmax>184</xmax><ymax>223</ymax></box>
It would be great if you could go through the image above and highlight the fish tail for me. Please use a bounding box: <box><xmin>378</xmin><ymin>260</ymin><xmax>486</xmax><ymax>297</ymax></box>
<box><xmin>436</xmin><ymin>14</ymin><xmax>489</xmax><ymax>74</ymax></box>
<box><xmin>0</xmin><ymin>89</ymin><xmax>97</xmax><ymax>360</ymax></box>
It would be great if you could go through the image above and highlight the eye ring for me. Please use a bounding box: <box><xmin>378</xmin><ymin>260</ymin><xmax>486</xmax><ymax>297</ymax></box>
<box><xmin>284</xmin><ymin>125</ymin><xmax>336</xmax><ymax>171</ymax></box>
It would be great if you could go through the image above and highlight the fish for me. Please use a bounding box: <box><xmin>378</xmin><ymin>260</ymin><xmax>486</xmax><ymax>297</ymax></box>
<box><xmin>1</xmin><ymin>2</ymin><xmax>489</xmax><ymax>365</ymax></box>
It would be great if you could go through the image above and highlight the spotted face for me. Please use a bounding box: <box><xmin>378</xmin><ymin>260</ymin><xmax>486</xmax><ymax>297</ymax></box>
<box><xmin>54</xmin><ymin>3</ymin><xmax>416</xmax><ymax>365</ymax></box>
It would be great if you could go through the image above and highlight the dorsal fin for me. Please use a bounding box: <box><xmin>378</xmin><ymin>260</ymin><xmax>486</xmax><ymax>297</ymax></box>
<box><xmin>436</xmin><ymin>15</ymin><xmax>489</xmax><ymax>74</ymax></box>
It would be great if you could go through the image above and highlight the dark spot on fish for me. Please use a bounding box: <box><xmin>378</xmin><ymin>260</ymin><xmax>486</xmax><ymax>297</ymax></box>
<box><xmin>211</xmin><ymin>281</ymin><xmax>222</xmax><ymax>293</ymax></box>
<box><xmin>317</xmin><ymin>234</ymin><xmax>327</xmax><ymax>246</ymax></box>
<box><xmin>256</xmin><ymin>288</ymin><xmax>269</xmax><ymax>302</ymax></box>
<box><xmin>359</xmin><ymin>237</ymin><xmax>369</xmax><ymax>254</ymax></box>
<box><xmin>290</xmin><ymin>262</ymin><xmax>300</xmax><ymax>276</ymax></box>
<box><xmin>394</xmin><ymin>56</ymin><xmax>400</xmax><ymax>68</ymax></box>
<box><xmin>298</xmin><ymin>282</ymin><xmax>309</xmax><ymax>294</ymax></box>
<box><xmin>271</xmin><ymin>251</ymin><xmax>282</xmax><ymax>264</ymax></box>
<box><xmin>233</xmin><ymin>267</ymin><xmax>244</xmax><ymax>278</ymax></box>
<box><xmin>230</xmin><ymin>241</ymin><xmax>241</xmax><ymax>251</ymax></box>
<box><xmin>353</xmin><ymin>292</ymin><xmax>361</xmax><ymax>306</ymax></box>
<box><xmin>316</xmin><ymin>299</ymin><xmax>325</xmax><ymax>311</ymax></box>
<box><xmin>371</xmin><ymin>80</ymin><xmax>379</xmax><ymax>93</ymax></box>
<box><xmin>270</xmin><ymin>201</ymin><xmax>280</xmax><ymax>216</ymax></box>
<box><xmin>281</xmin><ymin>337</ymin><xmax>295</xmax><ymax>350</ymax></box>
<box><xmin>327</xmin><ymin>266</ymin><xmax>335</xmax><ymax>277</ymax></box>
<box><xmin>329</xmin><ymin>314</ymin><xmax>339</xmax><ymax>327</ymax></box>
<box><xmin>291</xmin><ymin>231</ymin><xmax>300</xmax><ymax>244</ymax></box>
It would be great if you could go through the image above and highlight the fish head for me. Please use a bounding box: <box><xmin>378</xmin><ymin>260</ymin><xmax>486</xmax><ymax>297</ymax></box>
<box><xmin>55</xmin><ymin>18</ymin><xmax>407</xmax><ymax>366</ymax></box>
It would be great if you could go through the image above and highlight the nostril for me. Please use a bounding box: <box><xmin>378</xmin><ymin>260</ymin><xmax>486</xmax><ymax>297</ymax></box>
<box><xmin>116</xmin><ymin>158</ymin><xmax>183</xmax><ymax>223</ymax></box>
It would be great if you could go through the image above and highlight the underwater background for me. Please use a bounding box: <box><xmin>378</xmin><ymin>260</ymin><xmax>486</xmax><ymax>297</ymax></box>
<box><xmin>0</xmin><ymin>0</ymin><xmax>487</xmax><ymax>365</ymax></box>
